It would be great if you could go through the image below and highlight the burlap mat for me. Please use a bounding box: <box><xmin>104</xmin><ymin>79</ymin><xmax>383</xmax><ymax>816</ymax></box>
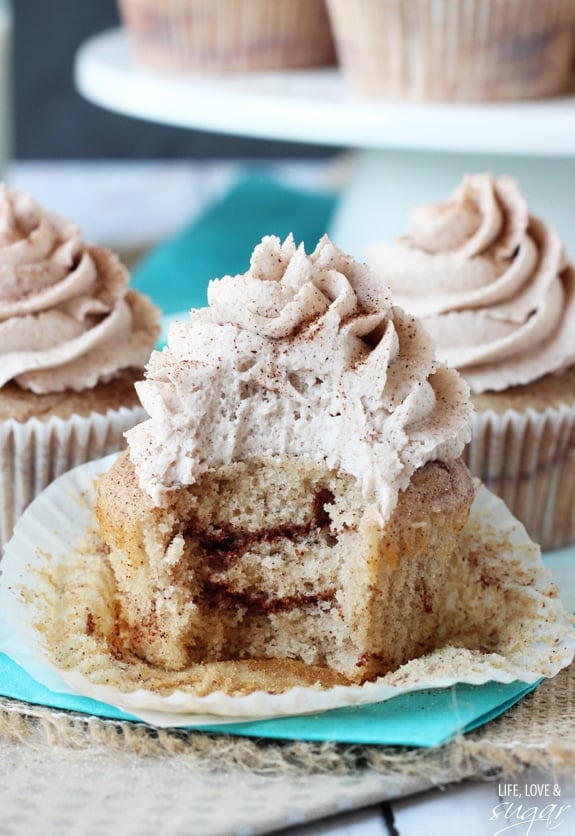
<box><xmin>0</xmin><ymin>661</ymin><xmax>573</xmax><ymax>835</ymax></box>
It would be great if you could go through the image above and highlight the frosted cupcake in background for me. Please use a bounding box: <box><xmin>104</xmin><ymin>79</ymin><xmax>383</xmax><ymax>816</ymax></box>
<box><xmin>118</xmin><ymin>0</ymin><xmax>336</xmax><ymax>72</ymax></box>
<box><xmin>0</xmin><ymin>184</ymin><xmax>161</xmax><ymax>552</ymax></box>
<box><xmin>367</xmin><ymin>173</ymin><xmax>575</xmax><ymax>550</ymax></box>
<box><xmin>325</xmin><ymin>0</ymin><xmax>575</xmax><ymax>101</ymax></box>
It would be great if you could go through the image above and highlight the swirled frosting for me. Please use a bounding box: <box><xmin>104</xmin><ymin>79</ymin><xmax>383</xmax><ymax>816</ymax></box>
<box><xmin>367</xmin><ymin>174</ymin><xmax>575</xmax><ymax>394</ymax></box>
<box><xmin>127</xmin><ymin>235</ymin><xmax>471</xmax><ymax>522</ymax></box>
<box><xmin>0</xmin><ymin>185</ymin><xmax>160</xmax><ymax>394</ymax></box>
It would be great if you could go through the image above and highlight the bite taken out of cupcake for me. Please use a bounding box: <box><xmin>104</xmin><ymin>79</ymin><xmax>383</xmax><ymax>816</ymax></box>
<box><xmin>367</xmin><ymin>173</ymin><xmax>575</xmax><ymax>551</ymax></box>
<box><xmin>94</xmin><ymin>233</ymin><xmax>477</xmax><ymax>687</ymax></box>
<box><xmin>0</xmin><ymin>183</ymin><xmax>161</xmax><ymax>552</ymax></box>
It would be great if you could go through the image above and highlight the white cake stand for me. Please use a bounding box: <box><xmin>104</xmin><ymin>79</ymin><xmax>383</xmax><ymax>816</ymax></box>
<box><xmin>75</xmin><ymin>28</ymin><xmax>575</xmax><ymax>257</ymax></box>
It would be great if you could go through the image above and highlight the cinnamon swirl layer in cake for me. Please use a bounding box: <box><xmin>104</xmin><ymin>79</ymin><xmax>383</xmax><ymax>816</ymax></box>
<box><xmin>95</xmin><ymin>450</ymin><xmax>474</xmax><ymax>683</ymax></box>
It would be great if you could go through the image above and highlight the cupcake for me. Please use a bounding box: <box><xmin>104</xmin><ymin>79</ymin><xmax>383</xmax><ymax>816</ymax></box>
<box><xmin>118</xmin><ymin>0</ymin><xmax>336</xmax><ymax>72</ymax></box>
<box><xmin>367</xmin><ymin>173</ymin><xmax>575</xmax><ymax>550</ymax></box>
<box><xmin>0</xmin><ymin>184</ymin><xmax>161</xmax><ymax>552</ymax></box>
<box><xmin>325</xmin><ymin>0</ymin><xmax>575</xmax><ymax>100</ymax></box>
<box><xmin>94</xmin><ymin>234</ymin><xmax>475</xmax><ymax>684</ymax></box>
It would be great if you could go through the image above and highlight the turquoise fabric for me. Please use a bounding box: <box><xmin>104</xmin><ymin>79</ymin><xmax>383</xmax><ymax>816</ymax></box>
<box><xmin>0</xmin><ymin>651</ymin><xmax>538</xmax><ymax>747</ymax></box>
<box><xmin>0</xmin><ymin>174</ymin><xmax>542</xmax><ymax>745</ymax></box>
<box><xmin>131</xmin><ymin>174</ymin><xmax>338</xmax><ymax>315</ymax></box>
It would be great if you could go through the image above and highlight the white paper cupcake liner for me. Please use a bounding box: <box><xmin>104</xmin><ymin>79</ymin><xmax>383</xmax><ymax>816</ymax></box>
<box><xmin>465</xmin><ymin>402</ymin><xmax>575</xmax><ymax>551</ymax></box>
<box><xmin>0</xmin><ymin>454</ymin><xmax>573</xmax><ymax>726</ymax></box>
<box><xmin>326</xmin><ymin>0</ymin><xmax>575</xmax><ymax>101</ymax></box>
<box><xmin>0</xmin><ymin>406</ymin><xmax>147</xmax><ymax>554</ymax></box>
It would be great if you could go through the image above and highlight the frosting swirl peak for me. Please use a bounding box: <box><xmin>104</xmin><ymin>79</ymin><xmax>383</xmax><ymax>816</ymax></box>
<box><xmin>367</xmin><ymin>174</ymin><xmax>575</xmax><ymax>394</ymax></box>
<box><xmin>127</xmin><ymin>235</ymin><xmax>471</xmax><ymax>522</ymax></box>
<box><xmin>0</xmin><ymin>185</ymin><xmax>160</xmax><ymax>394</ymax></box>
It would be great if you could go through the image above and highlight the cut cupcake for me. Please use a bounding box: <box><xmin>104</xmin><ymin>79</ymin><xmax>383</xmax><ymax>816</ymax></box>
<box><xmin>95</xmin><ymin>234</ymin><xmax>475</xmax><ymax>684</ymax></box>
<box><xmin>367</xmin><ymin>173</ymin><xmax>575</xmax><ymax>550</ymax></box>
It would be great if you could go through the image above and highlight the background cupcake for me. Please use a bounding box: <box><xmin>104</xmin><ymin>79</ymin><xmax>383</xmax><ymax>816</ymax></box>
<box><xmin>367</xmin><ymin>173</ymin><xmax>575</xmax><ymax>550</ymax></box>
<box><xmin>326</xmin><ymin>0</ymin><xmax>575</xmax><ymax>100</ymax></box>
<box><xmin>0</xmin><ymin>184</ymin><xmax>160</xmax><ymax>553</ymax></box>
<box><xmin>117</xmin><ymin>0</ymin><xmax>336</xmax><ymax>72</ymax></box>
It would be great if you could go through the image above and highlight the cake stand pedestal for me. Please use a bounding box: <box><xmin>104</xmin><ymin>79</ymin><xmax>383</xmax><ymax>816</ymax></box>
<box><xmin>75</xmin><ymin>28</ymin><xmax>575</xmax><ymax>257</ymax></box>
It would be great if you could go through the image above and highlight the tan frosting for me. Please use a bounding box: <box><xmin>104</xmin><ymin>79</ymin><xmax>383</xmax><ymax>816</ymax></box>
<box><xmin>0</xmin><ymin>185</ymin><xmax>160</xmax><ymax>394</ymax></box>
<box><xmin>127</xmin><ymin>235</ymin><xmax>472</xmax><ymax>523</ymax></box>
<box><xmin>367</xmin><ymin>174</ymin><xmax>575</xmax><ymax>395</ymax></box>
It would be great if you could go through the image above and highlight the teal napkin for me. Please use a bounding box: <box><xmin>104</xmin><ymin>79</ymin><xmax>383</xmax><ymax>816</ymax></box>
<box><xmin>131</xmin><ymin>173</ymin><xmax>338</xmax><ymax>315</ymax></box>
<box><xmin>0</xmin><ymin>651</ymin><xmax>538</xmax><ymax>747</ymax></box>
<box><xmin>0</xmin><ymin>174</ymin><xmax>543</xmax><ymax>745</ymax></box>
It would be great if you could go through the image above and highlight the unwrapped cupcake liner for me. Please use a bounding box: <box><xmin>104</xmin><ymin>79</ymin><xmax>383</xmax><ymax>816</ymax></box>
<box><xmin>326</xmin><ymin>0</ymin><xmax>575</xmax><ymax>101</ymax></box>
<box><xmin>118</xmin><ymin>0</ymin><xmax>336</xmax><ymax>72</ymax></box>
<box><xmin>0</xmin><ymin>453</ymin><xmax>573</xmax><ymax>726</ymax></box>
<box><xmin>465</xmin><ymin>402</ymin><xmax>575</xmax><ymax>552</ymax></box>
<box><xmin>0</xmin><ymin>406</ymin><xmax>147</xmax><ymax>554</ymax></box>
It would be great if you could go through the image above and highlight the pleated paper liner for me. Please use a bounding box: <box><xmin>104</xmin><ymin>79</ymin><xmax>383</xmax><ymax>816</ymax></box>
<box><xmin>326</xmin><ymin>0</ymin><xmax>575</xmax><ymax>101</ymax></box>
<box><xmin>118</xmin><ymin>0</ymin><xmax>336</xmax><ymax>73</ymax></box>
<box><xmin>0</xmin><ymin>406</ymin><xmax>148</xmax><ymax>553</ymax></box>
<box><xmin>0</xmin><ymin>453</ymin><xmax>573</xmax><ymax>728</ymax></box>
<box><xmin>465</xmin><ymin>402</ymin><xmax>575</xmax><ymax>551</ymax></box>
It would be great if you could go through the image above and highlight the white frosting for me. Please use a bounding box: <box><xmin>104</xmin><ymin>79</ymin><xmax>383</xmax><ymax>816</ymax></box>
<box><xmin>128</xmin><ymin>235</ymin><xmax>471</xmax><ymax>522</ymax></box>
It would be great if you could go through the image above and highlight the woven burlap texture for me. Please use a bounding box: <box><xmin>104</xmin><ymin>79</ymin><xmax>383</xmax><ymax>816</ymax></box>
<box><xmin>0</xmin><ymin>662</ymin><xmax>573</xmax><ymax>835</ymax></box>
